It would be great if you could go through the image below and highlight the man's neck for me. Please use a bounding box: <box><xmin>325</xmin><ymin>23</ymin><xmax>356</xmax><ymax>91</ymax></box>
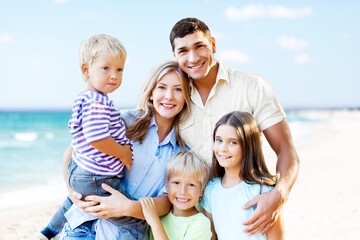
<box><xmin>193</xmin><ymin>62</ymin><xmax>219</xmax><ymax>105</ymax></box>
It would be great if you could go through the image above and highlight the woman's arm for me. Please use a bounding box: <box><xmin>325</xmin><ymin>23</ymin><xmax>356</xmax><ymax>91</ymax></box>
<box><xmin>83</xmin><ymin>183</ymin><xmax>171</xmax><ymax>220</ymax></box>
<box><xmin>63</xmin><ymin>146</ymin><xmax>171</xmax><ymax>220</ymax></box>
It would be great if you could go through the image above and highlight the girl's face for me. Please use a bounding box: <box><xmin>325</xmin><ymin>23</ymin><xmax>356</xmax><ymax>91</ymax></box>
<box><xmin>166</xmin><ymin>173</ymin><xmax>202</xmax><ymax>217</ymax></box>
<box><xmin>213</xmin><ymin>124</ymin><xmax>243</xmax><ymax>171</ymax></box>
<box><xmin>151</xmin><ymin>71</ymin><xmax>185</xmax><ymax>124</ymax></box>
<box><xmin>83</xmin><ymin>51</ymin><xmax>125</xmax><ymax>94</ymax></box>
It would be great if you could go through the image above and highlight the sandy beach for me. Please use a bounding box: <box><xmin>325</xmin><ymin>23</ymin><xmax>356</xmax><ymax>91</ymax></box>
<box><xmin>1</xmin><ymin>110</ymin><xmax>359</xmax><ymax>239</ymax></box>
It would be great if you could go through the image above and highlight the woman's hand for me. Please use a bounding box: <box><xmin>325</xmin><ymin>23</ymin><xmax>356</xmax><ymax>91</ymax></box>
<box><xmin>71</xmin><ymin>191</ymin><xmax>99</xmax><ymax>210</ymax></box>
<box><xmin>81</xmin><ymin>183</ymin><xmax>133</xmax><ymax>219</ymax></box>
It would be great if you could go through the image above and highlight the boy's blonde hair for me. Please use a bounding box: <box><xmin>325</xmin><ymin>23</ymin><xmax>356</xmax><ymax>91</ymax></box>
<box><xmin>166</xmin><ymin>151</ymin><xmax>209</xmax><ymax>191</ymax></box>
<box><xmin>79</xmin><ymin>34</ymin><xmax>127</xmax><ymax>80</ymax></box>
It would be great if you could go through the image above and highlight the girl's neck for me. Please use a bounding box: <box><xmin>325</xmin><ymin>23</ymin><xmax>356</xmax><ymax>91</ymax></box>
<box><xmin>221</xmin><ymin>169</ymin><xmax>242</xmax><ymax>188</ymax></box>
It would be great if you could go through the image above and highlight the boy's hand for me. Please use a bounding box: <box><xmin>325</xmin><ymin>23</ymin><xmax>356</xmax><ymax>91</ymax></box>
<box><xmin>121</xmin><ymin>144</ymin><xmax>133</xmax><ymax>171</ymax></box>
<box><xmin>140</xmin><ymin>197</ymin><xmax>161</xmax><ymax>226</ymax></box>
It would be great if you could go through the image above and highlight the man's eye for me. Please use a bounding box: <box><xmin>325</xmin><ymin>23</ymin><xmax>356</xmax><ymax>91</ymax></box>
<box><xmin>177</xmin><ymin>49</ymin><xmax>186</xmax><ymax>55</ymax></box>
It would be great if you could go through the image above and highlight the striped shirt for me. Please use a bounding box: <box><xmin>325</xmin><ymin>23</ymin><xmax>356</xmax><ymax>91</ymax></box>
<box><xmin>68</xmin><ymin>90</ymin><xmax>132</xmax><ymax>176</ymax></box>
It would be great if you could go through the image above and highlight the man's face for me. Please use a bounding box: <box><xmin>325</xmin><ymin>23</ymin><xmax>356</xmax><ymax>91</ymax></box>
<box><xmin>173</xmin><ymin>31</ymin><xmax>216</xmax><ymax>81</ymax></box>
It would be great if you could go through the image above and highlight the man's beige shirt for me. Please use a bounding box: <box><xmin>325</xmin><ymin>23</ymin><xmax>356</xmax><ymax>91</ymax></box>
<box><xmin>179</xmin><ymin>61</ymin><xmax>285</xmax><ymax>165</ymax></box>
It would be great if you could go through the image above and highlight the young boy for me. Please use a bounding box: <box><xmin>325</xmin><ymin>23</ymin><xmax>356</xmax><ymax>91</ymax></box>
<box><xmin>39</xmin><ymin>34</ymin><xmax>133</xmax><ymax>240</ymax></box>
<box><xmin>140</xmin><ymin>151</ymin><xmax>212</xmax><ymax>240</ymax></box>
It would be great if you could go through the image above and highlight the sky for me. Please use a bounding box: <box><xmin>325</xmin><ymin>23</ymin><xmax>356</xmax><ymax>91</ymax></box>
<box><xmin>0</xmin><ymin>0</ymin><xmax>359</xmax><ymax>110</ymax></box>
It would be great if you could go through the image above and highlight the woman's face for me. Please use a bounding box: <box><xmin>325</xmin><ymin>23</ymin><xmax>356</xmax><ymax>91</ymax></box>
<box><xmin>151</xmin><ymin>71</ymin><xmax>185</xmax><ymax>124</ymax></box>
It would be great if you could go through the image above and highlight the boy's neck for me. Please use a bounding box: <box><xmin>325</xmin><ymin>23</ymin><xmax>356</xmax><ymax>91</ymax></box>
<box><xmin>171</xmin><ymin>206</ymin><xmax>198</xmax><ymax>217</ymax></box>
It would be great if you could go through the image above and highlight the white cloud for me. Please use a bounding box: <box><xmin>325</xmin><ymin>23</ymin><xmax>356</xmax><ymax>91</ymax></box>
<box><xmin>225</xmin><ymin>4</ymin><xmax>313</xmax><ymax>21</ymax></box>
<box><xmin>0</xmin><ymin>33</ymin><xmax>14</xmax><ymax>44</ymax></box>
<box><xmin>53</xmin><ymin>0</ymin><xmax>71</xmax><ymax>4</ymax></box>
<box><xmin>219</xmin><ymin>49</ymin><xmax>250</xmax><ymax>64</ymax></box>
<box><xmin>225</xmin><ymin>5</ymin><xmax>265</xmax><ymax>21</ymax></box>
<box><xmin>293</xmin><ymin>53</ymin><xmax>312</xmax><ymax>64</ymax></box>
<box><xmin>279</xmin><ymin>36</ymin><xmax>308</xmax><ymax>51</ymax></box>
<box><xmin>268</xmin><ymin>5</ymin><xmax>313</xmax><ymax>19</ymax></box>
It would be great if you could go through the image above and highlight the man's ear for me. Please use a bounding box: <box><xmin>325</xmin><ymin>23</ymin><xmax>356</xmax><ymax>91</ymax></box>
<box><xmin>81</xmin><ymin>63</ymin><xmax>89</xmax><ymax>77</ymax></box>
<box><xmin>211</xmin><ymin>37</ymin><xmax>216</xmax><ymax>54</ymax></box>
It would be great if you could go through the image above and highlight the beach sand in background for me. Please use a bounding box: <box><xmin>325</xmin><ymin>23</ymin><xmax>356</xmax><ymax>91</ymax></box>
<box><xmin>1</xmin><ymin>110</ymin><xmax>359</xmax><ymax>239</ymax></box>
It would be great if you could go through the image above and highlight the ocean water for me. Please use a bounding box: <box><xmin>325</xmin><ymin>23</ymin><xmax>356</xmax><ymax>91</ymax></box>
<box><xmin>0</xmin><ymin>111</ymin><xmax>71</xmax><ymax>193</ymax></box>
<box><xmin>0</xmin><ymin>110</ymin><xmax>317</xmax><ymax>195</ymax></box>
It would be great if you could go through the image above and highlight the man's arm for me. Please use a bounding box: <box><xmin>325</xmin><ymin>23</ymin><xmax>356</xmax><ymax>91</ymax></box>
<box><xmin>243</xmin><ymin>119</ymin><xmax>300</xmax><ymax>235</ymax></box>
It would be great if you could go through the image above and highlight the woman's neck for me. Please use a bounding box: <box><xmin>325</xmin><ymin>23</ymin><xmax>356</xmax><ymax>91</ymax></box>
<box><xmin>155</xmin><ymin>116</ymin><xmax>175</xmax><ymax>142</ymax></box>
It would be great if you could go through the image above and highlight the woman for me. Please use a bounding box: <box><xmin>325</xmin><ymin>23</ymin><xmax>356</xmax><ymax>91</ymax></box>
<box><xmin>61</xmin><ymin>60</ymin><xmax>191</xmax><ymax>239</ymax></box>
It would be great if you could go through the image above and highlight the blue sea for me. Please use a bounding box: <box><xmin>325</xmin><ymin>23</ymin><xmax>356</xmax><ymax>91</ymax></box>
<box><xmin>0</xmin><ymin>110</ymin><xmax>317</xmax><ymax>195</ymax></box>
<box><xmin>0</xmin><ymin>111</ymin><xmax>72</xmax><ymax>193</ymax></box>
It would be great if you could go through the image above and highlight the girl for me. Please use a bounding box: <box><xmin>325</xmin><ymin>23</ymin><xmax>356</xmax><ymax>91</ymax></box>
<box><xmin>201</xmin><ymin>111</ymin><xmax>284</xmax><ymax>240</ymax></box>
<box><xmin>58</xmin><ymin>60</ymin><xmax>192</xmax><ymax>239</ymax></box>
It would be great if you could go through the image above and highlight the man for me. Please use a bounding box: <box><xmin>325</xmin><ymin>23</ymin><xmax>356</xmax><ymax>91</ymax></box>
<box><xmin>170</xmin><ymin>17</ymin><xmax>299</xmax><ymax>235</ymax></box>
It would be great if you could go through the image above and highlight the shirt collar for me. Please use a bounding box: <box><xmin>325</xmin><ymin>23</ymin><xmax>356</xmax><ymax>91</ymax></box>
<box><xmin>188</xmin><ymin>60</ymin><xmax>229</xmax><ymax>94</ymax></box>
<box><xmin>216</xmin><ymin>61</ymin><xmax>230</xmax><ymax>85</ymax></box>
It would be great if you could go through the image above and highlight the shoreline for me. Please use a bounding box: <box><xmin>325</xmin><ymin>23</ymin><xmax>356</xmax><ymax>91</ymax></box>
<box><xmin>1</xmin><ymin>109</ymin><xmax>359</xmax><ymax>239</ymax></box>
